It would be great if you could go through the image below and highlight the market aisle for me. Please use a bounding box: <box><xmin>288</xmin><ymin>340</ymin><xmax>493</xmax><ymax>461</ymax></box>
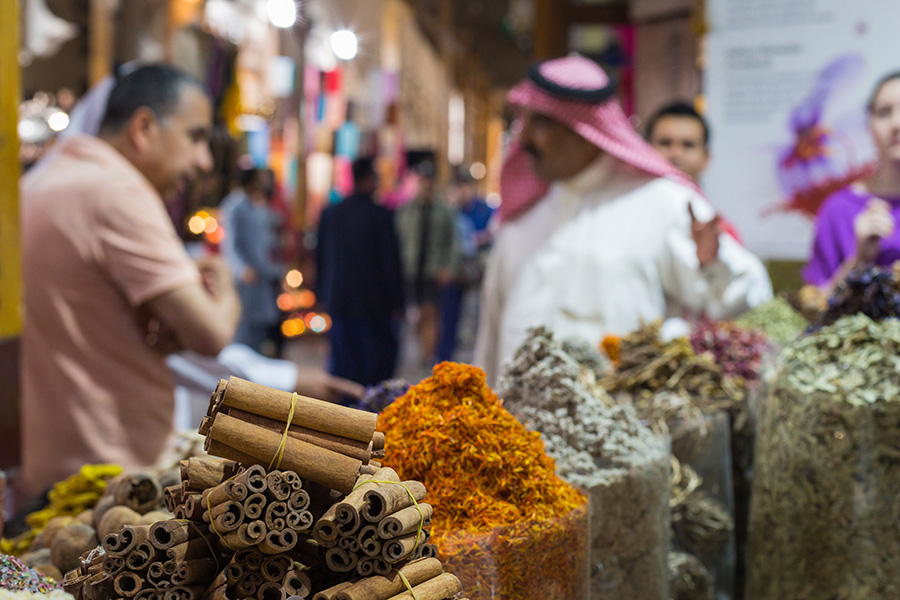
<box><xmin>284</xmin><ymin>289</ymin><xmax>480</xmax><ymax>387</ymax></box>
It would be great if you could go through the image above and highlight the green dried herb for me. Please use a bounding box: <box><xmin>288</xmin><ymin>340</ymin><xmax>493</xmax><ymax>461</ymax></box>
<box><xmin>748</xmin><ymin>314</ymin><xmax>900</xmax><ymax>599</ymax></box>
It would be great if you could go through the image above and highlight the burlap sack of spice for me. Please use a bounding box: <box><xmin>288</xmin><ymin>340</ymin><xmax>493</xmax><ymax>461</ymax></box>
<box><xmin>498</xmin><ymin>327</ymin><xmax>669</xmax><ymax>600</ymax></box>
<box><xmin>748</xmin><ymin>314</ymin><xmax>900</xmax><ymax>599</ymax></box>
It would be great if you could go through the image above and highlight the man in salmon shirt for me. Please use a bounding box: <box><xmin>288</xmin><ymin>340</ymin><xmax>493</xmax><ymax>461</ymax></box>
<box><xmin>19</xmin><ymin>65</ymin><xmax>241</xmax><ymax>498</ymax></box>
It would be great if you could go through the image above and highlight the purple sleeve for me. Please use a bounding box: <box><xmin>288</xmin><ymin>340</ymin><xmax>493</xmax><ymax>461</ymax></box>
<box><xmin>802</xmin><ymin>190</ymin><xmax>858</xmax><ymax>286</ymax></box>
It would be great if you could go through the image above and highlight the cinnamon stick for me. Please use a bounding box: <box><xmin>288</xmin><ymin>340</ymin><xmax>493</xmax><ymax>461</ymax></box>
<box><xmin>259</xmin><ymin>528</ymin><xmax>298</xmax><ymax>555</ymax></box>
<box><xmin>339</xmin><ymin>536</ymin><xmax>360</xmax><ymax>553</ymax></box>
<box><xmin>111</xmin><ymin>473</ymin><xmax>163</xmax><ymax>515</ymax></box>
<box><xmin>420</xmin><ymin>544</ymin><xmax>438</xmax><ymax>559</ymax></box>
<box><xmin>358</xmin><ymin>525</ymin><xmax>381</xmax><ymax>558</ymax></box>
<box><xmin>206</xmin><ymin>440</ymin><xmax>260</xmax><ymax>466</ymax></box>
<box><xmin>225</xmin><ymin>408</ymin><xmax>375</xmax><ymax>462</ymax></box>
<box><xmin>164</xmin><ymin>585</ymin><xmax>206</xmax><ymax>600</ymax></box>
<box><xmin>325</xmin><ymin>547</ymin><xmax>360</xmax><ymax>573</ymax></box>
<box><xmin>382</xmin><ymin>573</ymin><xmax>462</xmax><ymax>600</ymax></box>
<box><xmin>220</xmin><ymin>520</ymin><xmax>267</xmax><ymax>549</ymax></box>
<box><xmin>181</xmin><ymin>457</ymin><xmax>240</xmax><ymax>491</ymax></box>
<box><xmin>151</xmin><ymin>520</ymin><xmax>205</xmax><ymax>550</ymax></box>
<box><xmin>166</xmin><ymin>535</ymin><xmax>217</xmax><ymax>562</ymax></box>
<box><xmin>173</xmin><ymin>558</ymin><xmax>220</xmax><ymax>586</ymax></box>
<box><xmin>202</xmin><ymin>500</ymin><xmax>245</xmax><ymax>533</ymax></box>
<box><xmin>260</xmin><ymin>555</ymin><xmax>291</xmax><ymax>583</ymax></box>
<box><xmin>233</xmin><ymin>465</ymin><xmax>268</xmax><ymax>495</ymax></box>
<box><xmin>105</xmin><ymin>524</ymin><xmax>152</xmax><ymax>557</ymax></box>
<box><xmin>282</xmin><ymin>569</ymin><xmax>311</xmax><ymax>598</ymax></box>
<box><xmin>383</xmin><ymin>532</ymin><xmax>430</xmax><ymax>564</ymax></box>
<box><xmin>335</xmin><ymin>558</ymin><xmax>445</xmax><ymax>600</ymax></box>
<box><xmin>256</xmin><ymin>581</ymin><xmax>286</xmax><ymax>600</ymax></box>
<box><xmin>372</xmin><ymin>432</ymin><xmax>385</xmax><ymax>452</ymax></box>
<box><xmin>264</xmin><ymin>502</ymin><xmax>288</xmax><ymax>531</ymax></box>
<box><xmin>265</xmin><ymin>472</ymin><xmax>291</xmax><ymax>501</ymax></box>
<box><xmin>224</xmin><ymin>562</ymin><xmax>243</xmax><ymax>586</ymax></box>
<box><xmin>179</xmin><ymin>494</ymin><xmax>206</xmax><ymax>521</ymax></box>
<box><xmin>281</xmin><ymin>471</ymin><xmax>302</xmax><ymax>491</ymax></box>
<box><xmin>334</xmin><ymin>468</ymin><xmax>400</xmax><ymax>539</ymax></box>
<box><xmin>101</xmin><ymin>556</ymin><xmax>125</xmax><ymax>575</ymax></box>
<box><xmin>363</xmin><ymin>482</ymin><xmax>426</xmax><ymax>523</ymax></box>
<box><xmin>113</xmin><ymin>572</ymin><xmax>144</xmax><ymax>597</ymax></box>
<box><xmin>234</xmin><ymin>547</ymin><xmax>264</xmax><ymax>570</ymax></box>
<box><xmin>244</xmin><ymin>493</ymin><xmax>268</xmax><ymax>521</ymax></box>
<box><xmin>207</xmin><ymin>414</ymin><xmax>363</xmax><ymax>494</ymax></box>
<box><xmin>164</xmin><ymin>485</ymin><xmax>184</xmax><ymax>514</ymax></box>
<box><xmin>125</xmin><ymin>540</ymin><xmax>160</xmax><ymax>570</ymax></box>
<box><xmin>204</xmin><ymin>479</ymin><xmax>249</xmax><ymax>507</ymax></box>
<box><xmin>286</xmin><ymin>510</ymin><xmax>313</xmax><ymax>532</ymax></box>
<box><xmin>357</xmin><ymin>557</ymin><xmax>377</xmax><ymax>577</ymax></box>
<box><xmin>377</xmin><ymin>504</ymin><xmax>433</xmax><ymax>540</ymax></box>
<box><xmin>313</xmin><ymin>582</ymin><xmax>354</xmax><ymax>600</ymax></box>
<box><xmin>216</xmin><ymin>377</ymin><xmax>377</xmax><ymax>442</ymax></box>
<box><xmin>313</xmin><ymin>504</ymin><xmax>341</xmax><ymax>547</ymax></box>
<box><xmin>288</xmin><ymin>489</ymin><xmax>310</xmax><ymax>512</ymax></box>
<box><xmin>236</xmin><ymin>571</ymin><xmax>263</xmax><ymax>597</ymax></box>
<box><xmin>147</xmin><ymin>562</ymin><xmax>167</xmax><ymax>587</ymax></box>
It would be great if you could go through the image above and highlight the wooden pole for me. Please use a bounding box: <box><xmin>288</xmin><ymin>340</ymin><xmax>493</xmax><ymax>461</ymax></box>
<box><xmin>0</xmin><ymin>0</ymin><xmax>22</xmax><ymax>339</ymax></box>
<box><xmin>88</xmin><ymin>0</ymin><xmax>115</xmax><ymax>85</ymax></box>
<box><xmin>534</xmin><ymin>0</ymin><xmax>568</xmax><ymax>59</ymax></box>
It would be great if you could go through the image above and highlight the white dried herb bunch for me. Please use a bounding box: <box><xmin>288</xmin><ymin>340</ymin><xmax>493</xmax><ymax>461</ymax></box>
<box><xmin>498</xmin><ymin>327</ymin><xmax>662</xmax><ymax>488</ymax></box>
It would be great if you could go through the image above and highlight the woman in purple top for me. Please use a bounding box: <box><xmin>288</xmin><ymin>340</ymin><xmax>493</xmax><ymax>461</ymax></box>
<box><xmin>805</xmin><ymin>71</ymin><xmax>900</xmax><ymax>291</ymax></box>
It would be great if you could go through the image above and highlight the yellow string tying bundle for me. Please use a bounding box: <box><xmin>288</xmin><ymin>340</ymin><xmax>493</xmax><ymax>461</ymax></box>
<box><xmin>177</xmin><ymin>518</ymin><xmax>221</xmax><ymax>570</ymax></box>
<box><xmin>352</xmin><ymin>479</ymin><xmax>427</xmax><ymax>553</ymax></box>
<box><xmin>268</xmin><ymin>393</ymin><xmax>299</xmax><ymax>471</ymax></box>
<box><xmin>397</xmin><ymin>571</ymin><xmax>420</xmax><ymax>600</ymax></box>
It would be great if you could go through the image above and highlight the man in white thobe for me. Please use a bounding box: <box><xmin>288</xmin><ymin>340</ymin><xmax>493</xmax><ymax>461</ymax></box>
<box><xmin>475</xmin><ymin>56</ymin><xmax>772</xmax><ymax>385</ymax></box>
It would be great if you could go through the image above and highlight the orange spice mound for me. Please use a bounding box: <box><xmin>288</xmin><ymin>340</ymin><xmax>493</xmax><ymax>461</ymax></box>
<box><xmin>377</xmin><ymin>362</ymin><xmax>586</xmax><ymax>539</ymax></box>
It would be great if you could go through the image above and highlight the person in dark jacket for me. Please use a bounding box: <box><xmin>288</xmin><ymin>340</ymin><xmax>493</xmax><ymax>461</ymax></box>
<box><xmin>316</xmin><ymin>157</ymin><xmax>406</xmax><ymax>386</ymax></box>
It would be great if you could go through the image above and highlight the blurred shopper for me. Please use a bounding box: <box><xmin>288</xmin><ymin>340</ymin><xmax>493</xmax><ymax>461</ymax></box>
<box><xmin>647</xmin><ymin>101</ymin><xmax>745</xmax><ymax>243</ymax></box>
<box><xmin>316</xmin><ymin>158</ymin><xmax>406</xmax><ymax>387</ymax></box>
<box><xmin>436</xmin><ymin>173</ymin><xmax>489</xmax><ymax>362</ymax></box>
<box><xmin>804</xmin><ymin>71</ymin><xmax>900</xmax><ymax>292</ymax></box>
<box><xmin>475</xmin><ymin>56</ymin><xmax>772</xmax><ymax>385</ymax></box>
<box><xmin>20</xmin><ymin>65</ymin><xmax>240</xmax><ymax>496</ymax></box>
<box><xmin>221</xmin><ymin>167</ymin><xmax>284</xmax><ymax>353</ymax></box>
<box><xmin>396</xmin><ymin>162</ymin><xmax>460</xmax><ymax>365</ymax></box>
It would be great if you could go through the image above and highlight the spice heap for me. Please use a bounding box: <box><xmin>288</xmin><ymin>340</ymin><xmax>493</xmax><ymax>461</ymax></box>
<box><xmin>2</xmin><ymin>465</ymin><xmax>123</xmax><ymax>558</ymax></box>
<box><xmin>748</xmin><ymin>314</ymin><xmax>900</xmax><ymax>599</ymax></box>
<box><xmin>63</xmin><ymin>378</ymin><xmax>465</xmax><ymax>600</ymax></box>
<box><xmin>12</xmin><ymin>470</ymin><xmax>172</xmax><ymax>582</ymax></box>
<box><xmin>199</xmin><ymin>377</ymin><xmax>386</xmax><ymax>495</ymax></box>
<box><xmin>733</xmin><ymin>297</ymin><xmax>807</xmax><ymax>345</ymax></box>
<box><xmin>378</xmin><ymin>362</ymin><xmax>588</xmax><ymax>600</ymax></box>
<box><xmin>689</xmin><ymin>321</ymin><xmax>767</xmax><ymax>385</ymax></box>
<box><xmin>599</xmin><ymin>323</ymin><xmax>744</xmax><ymax>414</ymax></box>
<box><xmin>817</xmin><ymin>264</ymin><xmax>900</xmax><ymax>327</ymax></box>
<box><xmin>497</xmin><ymin>327</ymin><xmax>668</xmax><ymax>600</ymax></box>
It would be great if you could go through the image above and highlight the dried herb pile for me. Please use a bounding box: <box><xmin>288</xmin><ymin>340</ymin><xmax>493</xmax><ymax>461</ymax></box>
<box><xmin>689</xmin><ymin>321</ymin><xmax>767</xmax><ymax>385</ymax></box>
<box><xmin>733</xmin><ymin>297</ymin><xmax>807</xmax><ymax>345</ymax></box>
<box><xmin>599</xmin><ymin>323</ymin><xmax>744</xmax><ymax>415</ymax></box>
<box><xmin>817</xmin><ymin>264</ymin><xmax>900</xmax><ymax>327</ymax></box>
<box><xmin>497</xmin><ymin>327</ymin><xmax>668</xmax><ymax>600</ymax></box>
<box><xmin>378</xmin><ymin>362</ymin><xmax>588</xmax><ymax>600</ymax></box>
<box><xmin>748</xmin><ymin>314</ymin><xmax>900</xmax><ymax>599</ymax></box>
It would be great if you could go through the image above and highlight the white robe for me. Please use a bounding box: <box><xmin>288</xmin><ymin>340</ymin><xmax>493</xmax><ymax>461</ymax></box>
<box><xmin>475</xmin><ymin>154</ymin><xmax>773</xmax><ymax>385</ymax></box>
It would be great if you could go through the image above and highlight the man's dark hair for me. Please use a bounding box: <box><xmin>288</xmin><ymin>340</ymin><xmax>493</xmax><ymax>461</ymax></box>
<box><xmin>352</xmin><ymin>157</ymin><xmax>377</xmax><ymax>190</ymax></box>
<box><xmin>645</xmin><ymin>101</ymin><xmax>710</xmax><ymax>146</ymax></box>
<box><xmin>99</xmin><ymin>64</ymin><xmax>206</xmax><ymax>134</ymax></box>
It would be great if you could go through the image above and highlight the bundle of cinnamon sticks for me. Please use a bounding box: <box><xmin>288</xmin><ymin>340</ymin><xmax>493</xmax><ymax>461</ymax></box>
<box><xmin>313</xmin><ymin>558</ymin><xmax>464</xmax><ymax>600</ymax></box>
<box><xmin>199</xmin><ymin>378</ymin><xmax>385</xmax><ymax>495</ymax></box>
<box><xmin>312</xmin><ymin>468</ymin><xmax>437</xmax><ymax>578</ymax></box>
<box><xmin>64</xmin><ymin>377</ymin><xmax>464</xmax><ymax>600</ymax></box>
